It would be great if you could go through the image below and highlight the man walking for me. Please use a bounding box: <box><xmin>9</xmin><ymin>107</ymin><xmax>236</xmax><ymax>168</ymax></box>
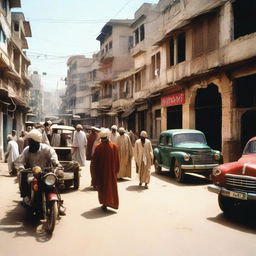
<box><xmin>109</xmin><ymin>125</ymin><xmax>119</xmax><ymax>144</ymax></box>
<box><xmin>5</xmin><ymin>135</ymin><xmax>19</xmax><ymax>175</ymax></box>
<box><xmin>92</xmin><ymin>129</ymin><xmax>120</xmax><ymax>210</ymax></box>
<box><xmin>72</xmin><ymin>124</ymin><xmax>87</xmax><ymax>166</ymax></box>
<box><xmin>134</xmin><ymin>131</ymin><xmax>153</xmax><ymax>189</ymax></box>
<box><xmin>116</xmin><ymin>127</ymin><xmax>133</xmax><ymax>179</ymax></box>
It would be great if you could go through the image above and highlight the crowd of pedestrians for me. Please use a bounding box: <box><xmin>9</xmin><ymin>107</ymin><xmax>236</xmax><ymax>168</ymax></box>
<box><xmin>4</xmin><ymin>121</ymin><xmax>154</xmax><ymax>212</ymax></box>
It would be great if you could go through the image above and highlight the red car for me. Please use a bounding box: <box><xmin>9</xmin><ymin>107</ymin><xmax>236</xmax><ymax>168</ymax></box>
<box><xmin>208</xmin><ymin>137</ymin><xmax>256</xmax><ymax>214</ymax></box>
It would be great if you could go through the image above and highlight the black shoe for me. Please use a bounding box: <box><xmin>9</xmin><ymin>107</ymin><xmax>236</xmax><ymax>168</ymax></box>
<box><xmin>101</xmin><ymin>205</ymin><xmax>107</xmax><ymax>211</ymax></box>
<box><xmin>145</xmin><ymin>184</ymin><xmax>149</xmax><ymax>189</ymax></box>
<box><xmin>139</xmin><ymin>183</ymin><xmax>142</xmax><ymax>186</ymax></box>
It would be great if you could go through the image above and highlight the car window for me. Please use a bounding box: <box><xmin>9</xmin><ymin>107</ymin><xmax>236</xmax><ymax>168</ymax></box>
<box><xmin>173</xmin><ymin>133</ymin><xmax>206</xmax><ymax>145</ymax></box>
<box><xmin>159</xmin><ymin>135</ymin><xmax>165</xmax><ymax>145</ymax></box>
<box><xmin>167</xmin><ymin>136</ymin><xmax>172</xmax><ymax>146</ymax></box>
<box><xmin>243</xmin><ymin>141</ymin><xmax>256</xmax><ymax>154</ymax></box>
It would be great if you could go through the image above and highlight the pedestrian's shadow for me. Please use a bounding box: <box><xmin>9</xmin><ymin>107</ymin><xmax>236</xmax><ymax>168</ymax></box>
<box><xmin>126</xmin><ymin>185</ymin><xmax>145</xmax><ymax>193</ymax></box>
<box><xmin>81</xmin><ymin>207</ymin><xmax>117</xmax><ymax>219</ymax></box>
<box><xmin>81</xmin><ymin>186</ymin><xmax>97</xmax><ymax>192</ymax></box>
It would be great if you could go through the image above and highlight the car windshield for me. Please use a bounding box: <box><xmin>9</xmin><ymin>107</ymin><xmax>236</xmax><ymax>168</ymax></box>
<box><xmin>173</xmin><ymin>133</ymin><xmax>206</xmax><ymax>145</ymax></box>
<box><xmin>243</xmin><ymin>141</ymin><xmax>256</xmax><ymax>154</ymax></box>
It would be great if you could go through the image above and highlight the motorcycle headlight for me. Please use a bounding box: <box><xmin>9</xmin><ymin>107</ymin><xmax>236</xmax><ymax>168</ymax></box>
<box><xmin>44</xmin><ymin>173</ymin><xmax>57</xmax><ymax>186</ymax></box>
<box><xmin>214</xmin><ymin>153</ymin><xmax>221</xmax><ymax>160</ymax></box>
<box><xmin>212</xmin><ymin>167</ymin><xmax>221</xmax><ymax>176</ymax></box>
<box><xmin>32</xmin><ymin>166</ymin><xmax>42</xmax><ymax>174</ymax></box>
<box><xmin>184</xmin><ymin>154</ymin><xmax>190</xmax><ymax>161</ymax></box>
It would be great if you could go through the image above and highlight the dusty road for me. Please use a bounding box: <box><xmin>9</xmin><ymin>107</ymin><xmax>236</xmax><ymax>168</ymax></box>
<box><xmin>0</xmin><ymin>160</ymin><xmax>256</xmax><ymax>256</ymax></box>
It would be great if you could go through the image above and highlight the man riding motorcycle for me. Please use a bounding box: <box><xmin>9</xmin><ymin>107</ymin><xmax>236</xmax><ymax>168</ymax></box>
<box><xmin>14</xmin><ymin>129</ymin><xmax>66</xmax><ymax>215</ymax></box>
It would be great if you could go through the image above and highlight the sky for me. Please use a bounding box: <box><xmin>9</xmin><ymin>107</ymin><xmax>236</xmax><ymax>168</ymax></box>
<box><xmin>15</xmin><ymin>0</ymin><xmax>159</xmax><ymax>91</ymax></box>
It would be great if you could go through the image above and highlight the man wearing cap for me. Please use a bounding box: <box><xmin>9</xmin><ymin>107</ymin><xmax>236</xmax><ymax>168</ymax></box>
<box><xmin>134</xmin><ymin>131</ymin><xmax>153</xmax><ymax>189</ymax></box>
<box><xmin>72</xmin><ymin>124</ymin><xmax>87</xmax><ymax>166</ymax></box>
<box><xmin>92</xmin><ymin>129</ymin><xmax>120</xmax><ymax>210</ymax></box>
<box><xmin>109</xmin><ymin>125</ymin><xmax>119</xmax><ymax>145</ymax></box>
<box><xmin>14</xmin><ymin>129</ymin><xmax>66</xmax><ymax>215</ymax></box>
<box><xmin>116</xmin><ymin>127</ymin><xmax>133</xmax><ymax>179</ymax></box>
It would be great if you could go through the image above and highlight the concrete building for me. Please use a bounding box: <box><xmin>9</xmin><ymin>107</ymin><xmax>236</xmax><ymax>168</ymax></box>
<box><xmin>61</xmin><ymin>55</ymin><xmax>96</xmax><ymax>126</ymax></box>
<box><xmin>0</xmin><ymin>1</ymin><xmax>32</xmax><ymax>158</ymax></box>
<box><xmin>96</xmin><ymin>19</ymin><xmax>134</xmax><ymax>128</ymax></box>
<box><xmin>134</xmin><ymin>0</ymin><xmax>256</xmax><ymax>162</ymax></box>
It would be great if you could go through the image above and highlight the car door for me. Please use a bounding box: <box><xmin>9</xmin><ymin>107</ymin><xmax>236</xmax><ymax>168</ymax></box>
<box><xmin>162</xmin><ymin>135</ymin><xmax>172</xmax><ymax>168</ymax></box>
<box><xmin>158</xmin><ymin>135</ymin><xmax>165</xmax><ymax>166</ymax></box>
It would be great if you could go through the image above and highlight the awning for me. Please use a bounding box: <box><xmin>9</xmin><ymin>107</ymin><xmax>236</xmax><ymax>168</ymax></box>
<box><xmin>121</xmin><ymin>106</ymin><xmax>135</xmax><ymax>118</ymax></box>
<box><xmin>112</xmin><ymin>65</ymin><xmax>146</xmax><ymax>82</ymax></box>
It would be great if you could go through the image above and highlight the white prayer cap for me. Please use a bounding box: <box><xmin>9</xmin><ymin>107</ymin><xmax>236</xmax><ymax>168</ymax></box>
<box><xmin>99</xmin><ymin>128</ymin><xmax>109</xmax><ymax>138</ymax></box>
<box><xmin>92</xmin><ymin>126</ymin><xmax>101</xmax><ymax>132</ymax></box>
<box><xmin>76</xmin><ymin>124</ymin><xmax>83</xmax><ymax>130</ymax></box>
<box><xmin>26</xmin><ymin>129</ymin><xmax>42</xmax><ymax>143</ymax></box>
<box><xmin>118</xmin><ymin>127</ymin><xmax>125</xmax><ymax>133</ymax></box>
<box><xmin>111</xmin><ymin>125</ymin><xmax>117</xmax><ymax>130</ymax></box>
<box><xmin>7</xmin><ymin>135</ymin><xmax>13</xmax><ymax>140</ymax></box>
<box><xmin>140</xmin><ymin>131</ymin><xmax>148</xmax><ymax>138</ymax></box>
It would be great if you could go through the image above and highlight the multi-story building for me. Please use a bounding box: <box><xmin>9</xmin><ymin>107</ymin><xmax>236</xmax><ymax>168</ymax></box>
<box><xmin>132</xmin><ymin>0</ymin><xmax>256</xmax><ymax>162</ymax></box>
<box><xmin>0</xmin><ymin>1</ymin><xmax>32</xmax><ymax>158</ymax></box>
<box><xmin>62</xmin><ymin>55</ymin><xmax>95</xmax><ymax>126</ymax></box>
<box><xmin>96</xmin><ymin>19</ymin><xmax>134</xmax><ymax>128</ymax></box>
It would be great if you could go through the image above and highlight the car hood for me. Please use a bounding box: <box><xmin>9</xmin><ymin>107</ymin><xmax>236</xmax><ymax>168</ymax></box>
<box><xmin>218</xmin><ymin>156</ymin><xmax>256</xmax><ymax>177</ymax></box>
<box><xmin>175</xmin><ymin>143</ymin><xmax>211</xmax><ymax>151</ymax></box>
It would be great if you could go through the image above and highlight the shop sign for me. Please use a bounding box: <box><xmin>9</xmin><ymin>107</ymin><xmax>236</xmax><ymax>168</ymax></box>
<box><xmin>161</xmin><ymin>91</ymin><xmax>185</xmax><ymax>107</ymax></box>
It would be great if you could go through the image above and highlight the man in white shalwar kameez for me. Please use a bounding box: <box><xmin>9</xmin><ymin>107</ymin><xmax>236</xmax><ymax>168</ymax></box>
<box><xmin>5</xmin><ymin>135</ymin><xmax>19</xmax><ymax>174</ymax></box>
<box><xmin>134</xmin><ymin>131</ymin><xmax>153</xmax><ymax>189</ymax></box>
<box><xmin>72</xmin><ymin>124</ymin><xmax>87</xmax><ymax>166</ymax></box>
<box><xmin>116</xmin><ymin>127</ymin><xmax>133</xmax><ymax>179</ymax></box>
<box><xmin>109</xmin><ymin>125</ymin><xmax>119</xmax><ymax>145</ymax></box>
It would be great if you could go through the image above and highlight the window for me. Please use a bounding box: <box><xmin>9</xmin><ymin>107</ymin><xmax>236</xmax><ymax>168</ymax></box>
<box><xmin>168</xmin><ymin>38</ymin><xmax>174</xmax><ymax>66</ymax></box>
<box><xmin>109</xmin><ymin>41</ymin><xmax>112</xmax><ymax>49</ymax></box>
<box><xmin>151</xmin><ymin>52</ymin><xmax>161</xmax><ymax>79</ymax></box>
<box><xmin>14</xmin><ymin>23</ymin><xmax>19</xmax><ymax>32</ymax></box>
<box><xmin>105</xmin><ymin>44</ymin><xmax>108</xmax><ymax>52</ymax></box>
<box><xmin>0</xmin><ymin>26</ymin><xmax>7</xmax><ymax>43</ymax></box>
<box><xmin>192</xmin><ymin>12</ymin><xmax>219</xmax><ymax>59</ymax></box>
<box><xmin>1</xmin><ymin>0</ymin><xmax>8</xmax><ymax>14</ymax></box>
<box><xmin>177</xmin><ymin>33</ymin><xmax>186</xmax><ymax>63</ymax></box>
<box><xmin>160</xmin><ymin>136</ymin><xmax>165</xmax><ymax>145</ymax></box>
<box><xmin>134</xmin><ymin>24</ymin><xmax>145</xmax><ymax>45</ymax></box>
<box><xmin>233</xmin><ymin>0</ymin><xmax>256</xmax><ymax>39</ymax></box>
<box><xmin>135</xmin><ymin>72</ymin><xmax>141</xmax><ymax>92</ymax></box>
<box><xmin>134</xmin><ymin>28</ymin><xmax>139</xmax><ymax>45</ymax></box>
<box><xmin>140</xmin><ymin>24</ymin><xmax>145</xmax><ymax>41</ymax></box>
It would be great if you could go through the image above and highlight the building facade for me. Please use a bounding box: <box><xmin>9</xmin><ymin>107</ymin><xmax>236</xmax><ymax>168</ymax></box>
<box><xmin>0</xmin><ymin>0</ymin><xmax>32</xmax><ymax>158</ymax></box>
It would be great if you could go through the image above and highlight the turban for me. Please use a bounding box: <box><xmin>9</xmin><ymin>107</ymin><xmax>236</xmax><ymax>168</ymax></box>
<box><xmin>92</xmin><ymin>126</ymin><xmax>101</xmax><ymax>132</ymax></box>
<box><xmin>140</xmin><ymin>131</ymin><xmax>147</xmax><ymax>138</ymax></box>
<box><xmin>7</xmin><ymin>135</ymin><xmax>13</xmax><ymax>140</ymax></box>
<box><xmin>99</xmin><ymin>128</ymin><xmax>109</xmax><ymax>138</ymax></box>
<box><xmin>118</xmin><ymin>127</ymin><xmax>125</xmax><ymax>133</ymax></box>
<box><xmin>26</xmin><ymin>129</ymin><xmax>42</xmax><ymax>143</ymax></box>
<box><xmin>76</xmin><ymin>124</ymin><xmax>83</xmax><ymax>130</ymax></box>
<box><xmin>111</xmin><ymin>125</ymin><xmax>117</xmax><ymax>130</ymax></box>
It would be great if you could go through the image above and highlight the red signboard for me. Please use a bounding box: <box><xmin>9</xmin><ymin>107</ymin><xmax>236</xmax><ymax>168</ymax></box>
<box><xmin>161</xmin><ymin>91</ymin><xmax>185</xmax><ymax>107</ymax></box>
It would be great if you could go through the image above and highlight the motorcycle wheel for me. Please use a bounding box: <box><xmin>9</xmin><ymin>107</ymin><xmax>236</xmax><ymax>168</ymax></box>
<box><xmin>46</xmin><ymin>201</ymin><xmax>58</xmax><ymax>234</ymax></box>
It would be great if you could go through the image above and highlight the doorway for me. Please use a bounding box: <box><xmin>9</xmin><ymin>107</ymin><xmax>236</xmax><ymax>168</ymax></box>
<box><xmin>195</xmin><ymin>83</ymin><xmax>222</xmax><ymax>150</ymax></box>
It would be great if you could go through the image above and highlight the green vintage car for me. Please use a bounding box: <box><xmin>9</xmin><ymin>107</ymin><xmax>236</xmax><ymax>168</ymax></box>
<box><xmin>153</xmin><ymin>129</ymin><xmax>223</xmax><ymax>182</ymax></box>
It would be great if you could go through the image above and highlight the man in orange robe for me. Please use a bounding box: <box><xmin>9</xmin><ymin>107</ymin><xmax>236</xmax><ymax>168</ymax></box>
<box><xmin>92</xmin><ymin>129</ymin><xmax>120</xmax><ymax>210</ymax></box>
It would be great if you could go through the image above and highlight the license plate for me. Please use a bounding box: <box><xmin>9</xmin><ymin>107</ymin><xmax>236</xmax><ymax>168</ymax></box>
<box><xmin>229</xmin><ymin>191</ymin><xmax>247</xmax><ymax>200</ymax></box>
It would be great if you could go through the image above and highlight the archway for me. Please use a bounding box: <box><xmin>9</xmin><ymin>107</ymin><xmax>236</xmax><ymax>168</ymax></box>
<box><xmin>195</xmin><ymin>83</ymin><xmax>222</xmax><ymax>150</ymax></box>
<box><xmin>241</xmin><ymin>110</ymin><xmax>256</xmax><ymax>150</ymax></box>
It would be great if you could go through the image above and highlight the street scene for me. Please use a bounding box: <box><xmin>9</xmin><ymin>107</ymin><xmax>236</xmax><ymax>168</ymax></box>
<box><xmin>1</xmin><ymin>0</ymin><xmax>256</xmax><ymax>255</ymax></box>
<box><xmin>1</xmin><ymin>160</ymin><xmax>256</xmax><ymax>256</ymax></box>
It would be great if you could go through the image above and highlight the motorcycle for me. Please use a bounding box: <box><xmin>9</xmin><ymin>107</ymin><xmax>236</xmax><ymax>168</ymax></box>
<box><xmin>19</xmin><ymin>166</ymin><xmax>62</xmax><ymax>234</ymax></box>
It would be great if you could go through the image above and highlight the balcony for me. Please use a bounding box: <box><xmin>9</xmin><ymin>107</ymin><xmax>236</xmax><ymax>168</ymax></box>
<box><xmin>99</xmin><ymin>94</ymin><xmax>113</xmax><ymax>107</ymax></box>
<box><xmin>130</xmin><ymin>40</ymin><xmax>146</xmax><ymax>57</ymax></box>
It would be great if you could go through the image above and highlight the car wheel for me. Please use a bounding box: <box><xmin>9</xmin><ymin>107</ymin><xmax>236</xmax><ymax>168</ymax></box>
<box><xmin>154</xmin><ymin>159</ymin><xmax>162</xmax><ymax>173</ymax></box>
<box><xmin>174</xmin><ymin>160</ymin><xmax>185</xmax><ymax>183</ymax></box>
<box><xmin>218</xmin><ymin>194</ymin><xmax>238</xmax><ymax>214</ymax></box>
<box><xmin>74</xmin><ymin>169</ymin><xmax>80</xmax><ymax>190</ymax></box>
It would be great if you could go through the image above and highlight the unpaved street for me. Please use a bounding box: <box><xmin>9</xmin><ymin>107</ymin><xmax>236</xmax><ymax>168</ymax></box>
<box><xmin>0</xmin><ymin>160</ymin><xmax>256</xmax><ymax>256</ymax></box>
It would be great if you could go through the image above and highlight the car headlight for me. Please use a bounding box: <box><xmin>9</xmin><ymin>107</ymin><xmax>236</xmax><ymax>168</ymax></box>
<box><xmin>214</xmin><ymin>153</ymin><xmax>221</xmax><ymax>160</ymax></box>
<box><xmin>212</xmin><ymin>167</ymin><xmax>221</xmax><ymax>176</ymax></box>
<box><xmin>184</xmin><ymin>154</ymin><xmax>190</xmax><ymax>161</ymax></box>
<box><xmin>44</xmin><ymin>173</ymin><xmax>57</xmax><ymax>186</ymax></box>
